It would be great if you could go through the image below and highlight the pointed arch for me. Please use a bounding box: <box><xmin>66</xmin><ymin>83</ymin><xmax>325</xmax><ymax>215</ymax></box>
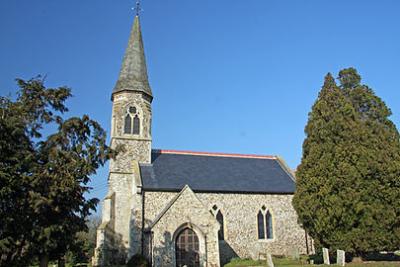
<box><xmin>133</xmin><ymin>115</ymin><xmax>140</xmax><ymax>135</ymax></box>
<box><xmin>216</xmin><ymin>210</ymin><xmax>224</xmax><ymax>240</ymax></box>
<box><xmin>124</xmin><ymin>114</ymin><xmax>132</xmax><ymax>134</ymax></box>
<box><xmin>257</xmin><ymin>210</ymin><xmax>265</xmax><ymax>239</ymax></box>
<box><xmin>266</xmin><ymin>210</ymin><xmax>274</xmax><ymax>239</ymax></box>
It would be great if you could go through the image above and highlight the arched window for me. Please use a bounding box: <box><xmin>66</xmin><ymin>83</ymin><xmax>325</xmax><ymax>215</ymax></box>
<box><xmin>133</xmin><ymin>115</ymin><xmax>140</xmax><ymax>135</ymax></box>
<box><xmin>216</xmin><ymin>210</ymin><xmax>224</xmax><ymax>240</ymax></box>
<box><xmin>257</xmin><ymin>207</ymin><xmax>274</xmax><ymax>240</ymax></box>
<box><xmin>210</xmin><ymin>205</ymin><xmax>225</xmax><ymax>241</ymax></box>
<box><xmin>124</xmin><ymin>114</ymin><xmax>132</xmax><ymax>134</ymax></box>
<box><xmin>266</xmin><ymin>210</ymin><xmax>273</xmax><ymax>239</ymax></box>
<box><xmin>257</xmin><ymin>210</ymin><xmax>265</xmax><ymax>239</ymax></box>
<box><xmin>124</xmin><ymin>106</ymin><xmax>140</xmax><ymax>135</ymax></box>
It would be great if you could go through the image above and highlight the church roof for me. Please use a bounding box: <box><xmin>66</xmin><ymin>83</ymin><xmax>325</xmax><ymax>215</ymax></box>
<box><xmin>139</xmin><ymin>150</ymin><xmax>296</xmax><ymax>194</ymax></box>
<box><xmin>113</xmin><ymin>15</ymin><xmax>152</xmax><ymax>98</ymax></box>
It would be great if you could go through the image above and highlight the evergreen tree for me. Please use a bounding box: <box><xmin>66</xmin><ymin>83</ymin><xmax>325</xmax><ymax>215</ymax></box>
<box><xmin>0</xmin><ymin>77</ymin><xmax>114</xmax><ymax>267</ymax></box>
<box><xmin>294</xmin><ymin>70</ymin><xmax>400</xmax><ymax>255</ymax></box>
<box><xmin>338</xmin><ymin>68</ymin><xmax>400</xmax><ymax>253</ymax></box>
<box><xmin>293</xmin><ymin>73</ymin><xmax>368</xmax><ymax>254</ymax></box>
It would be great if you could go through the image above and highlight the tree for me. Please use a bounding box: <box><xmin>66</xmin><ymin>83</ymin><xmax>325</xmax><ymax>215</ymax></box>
<box><xmin>338</xmin><ymin>68</ymin><xmax>400</xmax><ymax>253</ymax></box>
<box><xmin>66</xmin><ymin>215</ymin><xmax>101</xmax><ymax>264</ymax></box>
<box><xmin>0</xmin><ymin>77</ymin><xmax>114</xmax><ymax>267</ymax></box>
<box><xmin>293</xmin><ymin>70</ymin><xmax>400</xmax><ymax>256</ymax></box>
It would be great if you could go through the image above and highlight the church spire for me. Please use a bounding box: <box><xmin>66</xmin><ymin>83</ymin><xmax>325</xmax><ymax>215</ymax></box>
<box><xmin>113</xmin><ymin>13</ymin><xmax>152</xmax><ymax>99</ymax></box>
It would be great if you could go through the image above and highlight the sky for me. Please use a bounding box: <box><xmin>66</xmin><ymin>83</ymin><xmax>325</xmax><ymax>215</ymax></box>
<box><xmin>1</xmin><ymin>0</ymin><xmax>399</xmax><ymax>209</ymax></box>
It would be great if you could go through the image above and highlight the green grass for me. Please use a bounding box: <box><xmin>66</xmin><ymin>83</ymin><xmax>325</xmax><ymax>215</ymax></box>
<box><xmin>224</xmin><ymin>257</ymin><xmax>400</xmax><ymax>267</ymax></box>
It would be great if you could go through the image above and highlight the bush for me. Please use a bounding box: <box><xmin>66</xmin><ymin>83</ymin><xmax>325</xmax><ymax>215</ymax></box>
<box><xmin>127</xmin><ymin>254</ymin><xmax>149</xmax><ymax>267</ymax></box>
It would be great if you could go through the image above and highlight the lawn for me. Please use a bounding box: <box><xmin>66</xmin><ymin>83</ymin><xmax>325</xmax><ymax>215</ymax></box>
<box><xmin>224</xmin><ymin>257</ymin><xmax>400</xmax><ymax>267</ymax></box>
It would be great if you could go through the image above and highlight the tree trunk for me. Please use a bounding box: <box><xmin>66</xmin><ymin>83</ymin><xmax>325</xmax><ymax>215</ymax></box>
<box><xmin>39</xmin><ymin>254</ymin><xmax>49</xmax><ymax>267</ymax></box>
<box><xmin>58</xmin><ymin>256</ymin><xmax>65</xmax><ymax>267</ymax></box>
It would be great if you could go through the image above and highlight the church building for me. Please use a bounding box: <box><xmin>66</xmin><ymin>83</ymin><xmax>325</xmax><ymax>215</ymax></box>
<box><xmin>94</xmin><ymin>13</ymin><xmax>311</xmax><ymax>267</ymax></box>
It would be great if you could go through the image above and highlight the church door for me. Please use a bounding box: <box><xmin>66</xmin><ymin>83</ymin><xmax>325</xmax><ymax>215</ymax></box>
<box><xmin>175</xmin><ymin>228</ymin><xmax>200</xmax><ymax>267</ymax></box>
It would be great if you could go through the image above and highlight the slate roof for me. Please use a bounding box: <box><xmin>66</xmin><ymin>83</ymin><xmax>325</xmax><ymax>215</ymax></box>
<box><xmin>113</xmin><ymin>15</ymin><xmax>153</xmax><ymax>98</ymax></box>
<box><xmin>140</xmin><ymin>150</ymin><xmax>296</xmax><ymax>194</ymax></box>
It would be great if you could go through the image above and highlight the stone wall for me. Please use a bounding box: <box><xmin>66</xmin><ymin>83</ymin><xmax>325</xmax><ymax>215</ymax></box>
<box><xmin>144</xmin><ymin>191</ymin><xmax>309</xmax><ymax>265</ymax></box>
<box><xmin>111</xmin><ymin>91</ymin><xmax>152</xmax><ymax>165</ymax></box>
<box><xmin>147</xmin><ymin>187</ymin><xmax>220</xmax><ymax>267</ymax></box>
<box><xmin>94</xmin><ymin>90</ymin><xmax>152</xmax><ymax>266</ymax></box>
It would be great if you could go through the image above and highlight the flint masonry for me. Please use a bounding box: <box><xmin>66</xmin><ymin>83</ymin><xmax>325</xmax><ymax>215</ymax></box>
<box><xmin>93</xmin><ymin>13</ymin><xmax>312</xmax><ymax>267</ymax></box>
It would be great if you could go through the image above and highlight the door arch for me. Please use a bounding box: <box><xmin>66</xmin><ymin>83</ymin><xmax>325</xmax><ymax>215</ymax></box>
<box><xmin>175</xmin><ymin>227</ymin><xmax>200</xmax><ymax>267</ymax></box>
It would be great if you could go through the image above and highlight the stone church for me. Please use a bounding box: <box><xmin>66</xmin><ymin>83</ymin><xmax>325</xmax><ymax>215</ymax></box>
<box><xmin>94</xmin><ymin>14</ymin><xmax>312</xmax><ymax>267</ymax></box>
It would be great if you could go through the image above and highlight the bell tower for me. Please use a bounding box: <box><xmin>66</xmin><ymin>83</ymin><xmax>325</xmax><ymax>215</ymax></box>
<box><xmin>111</xmin><ymin>14</ymin><xmax>153</xmax><ymax>166</ymax></box>
<box><xmin>94</xmin><ymin>12</ymin><xmax>152</xmax><ymax>266</ymax></box>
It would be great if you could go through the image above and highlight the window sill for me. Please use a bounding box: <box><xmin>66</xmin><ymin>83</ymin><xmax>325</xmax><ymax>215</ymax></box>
<box><xmin>257</xmin><ymin>238</ymin><xmax>275</xmax><ymax>243</ymax></box>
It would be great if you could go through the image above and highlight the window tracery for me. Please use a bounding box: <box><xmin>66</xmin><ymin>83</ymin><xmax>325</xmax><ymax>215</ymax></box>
<box><xmin>123</xmin><ymin>106</ymin><xmax>140</xmax><ymax>135</ymax></box>
<box><xmin>257</xmin><ymin>207</ymin><xmax>274</xmax><ymax>240</ymax></box>
<box><xmin>210</xmin><ymin>205</ymin><xmax>225</xmax><ymax>241</ymax></box>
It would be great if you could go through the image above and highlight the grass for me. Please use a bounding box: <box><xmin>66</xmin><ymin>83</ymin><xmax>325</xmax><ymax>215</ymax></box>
<box><xmin>224</xmin><ymin>257</ymin><xmax>400</xmax><ymax>267</ymax></box>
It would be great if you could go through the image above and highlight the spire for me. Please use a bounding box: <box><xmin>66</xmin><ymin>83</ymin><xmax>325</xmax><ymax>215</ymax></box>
<box><xmin>113</xmin><ymin>14</ymin><xmax>152</xmax><ymax>98</ymax></box>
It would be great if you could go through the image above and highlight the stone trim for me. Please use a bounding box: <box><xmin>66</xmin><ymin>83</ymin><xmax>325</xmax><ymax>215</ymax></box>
<box><xmin>148</xmin><ymin>185</ymin><xmax>219</xmax><ymax>229</ymax></box>
<box><xmin>111</xmin><ymin>136</ymin><xmax>152</xmax><ymax>142</ymax></box>
<box><xmin>210</xmin><ymin>206</ymin><xmax>227</xmax><ymax>240</ymax></box>
<box><xmin>153</xmin><ymin>149</ymin><xmax>277</xmax><ymax>159</ymax></box>
<box><xmin>256</xmin><ymin>207</ymin><xmax>276</xmax><ymax>242</ymax></box>
<box><xmin>143</xmin><ymin>188</ymin><xmax>295</xmax><ymax>195</ymax></box>
<box><xmin>172</xmin><ymin>222</ymin><xmax>207</xmax><ymax>267</ymax></box>
<box><xmin>275</xmin><ymin>156</ymin><xmax>296</xmax><ymax>181</ymax></box>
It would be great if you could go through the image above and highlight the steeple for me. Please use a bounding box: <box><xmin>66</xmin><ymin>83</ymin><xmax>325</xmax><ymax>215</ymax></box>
<box><xmin>113</xmin><ymin>15</ymin><xmax>152</xmax><ymax>99</ymax></box>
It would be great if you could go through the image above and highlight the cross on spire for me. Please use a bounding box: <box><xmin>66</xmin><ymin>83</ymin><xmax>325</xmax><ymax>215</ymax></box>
<box><xmin>133</xmin><ymin>0</ymin><xmax>142</xmax><ymax>17</ymax></box>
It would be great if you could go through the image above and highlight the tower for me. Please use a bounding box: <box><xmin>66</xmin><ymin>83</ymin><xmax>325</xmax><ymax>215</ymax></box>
<box><xmin>94</xmin><ymin>13</ymin><xmax>152</xmax><ymax>266</ymax></box>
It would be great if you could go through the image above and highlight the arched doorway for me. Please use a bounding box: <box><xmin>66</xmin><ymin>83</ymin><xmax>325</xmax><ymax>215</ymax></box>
<box><xmin>175</xmin><ymin>228</ymin><xmax>200</xmax><ymax>267</ymax></box>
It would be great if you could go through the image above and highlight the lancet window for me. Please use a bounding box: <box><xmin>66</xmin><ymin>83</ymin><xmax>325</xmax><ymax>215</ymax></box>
<box><xmin>210</xmin><ymin>205</ymin><xmax>225</xmax><ymax>240</ymax></box>
<box><xmin>124</xmin><ymin>106</ymin><xmax>140</xmax><ymax>135</ymax></box>
<box><xmin>257</xmin><ymin>206</ymin><xmax>274</xmax><ymax>240</ymax></box>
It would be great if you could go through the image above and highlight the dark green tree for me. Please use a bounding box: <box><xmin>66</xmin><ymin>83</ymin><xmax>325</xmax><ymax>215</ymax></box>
<box><xmin>338</xmin><ymin>68</ymin><xmax>400</xmax><ymax>253</ymax></box>
<box><xmin>0</xmin><ymin>77</ymin><xmax>113</xmax><ymax>267</ymax></box>
<box><xmin>293</xmin><ymin>70</ymin><xmax>400</xmax><ymax>256</ymax></box>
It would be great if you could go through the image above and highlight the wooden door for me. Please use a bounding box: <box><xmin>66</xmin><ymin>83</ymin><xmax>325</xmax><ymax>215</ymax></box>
<box><xmin>175</xmin><ymin>228</ymin><xmax>200</xmax><ymax>267</ymax></box>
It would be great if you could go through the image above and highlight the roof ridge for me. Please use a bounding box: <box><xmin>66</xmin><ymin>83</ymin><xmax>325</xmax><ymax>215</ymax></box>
<box><xmin>152</xmin><ymin>149</ymin><xmax>276</xmax><ymax>159</ymax></box>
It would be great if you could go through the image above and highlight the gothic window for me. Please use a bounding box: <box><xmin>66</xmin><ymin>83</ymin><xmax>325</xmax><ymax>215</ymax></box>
<box><xmin>133</xmin><ymin>115</ymin><xmax>140</xmax><ymax>135</ymax></box>
<box><xmin>266</xmin><ymin>210</ymin><xmax>273</xmax><ymax>239</ymax></box>
<box><xmin>210</xmin><ymin>205</ymin><xmax>225</xmax><ymax>241</ymax></box>
<box><xmin>257</xmin><ymin>210</ymin><xmax>265</xmax><ymax>239</ymax></box>
<box><xmin>129</xmin><ymin>106</ymin><xmax>137</xmax><ymax>114</ymax></box>
<box><xmin>124</xmin><ymin>106</ymin><xmax>140</xmax><ymax>135</ymax></box>
<box><xmin>216</xmin><ymin>210</ymin><xmax>224</xmax><ymax>240</ymax></box>
<box><xmin>124</xmin><ymin>114</ymin><xmax>132</xmax><ymax>134</ymax></box>
<box><xmin>257</xmin><ymin>207</ymin><xmax>274</xmax><ymax>240</ymax></box>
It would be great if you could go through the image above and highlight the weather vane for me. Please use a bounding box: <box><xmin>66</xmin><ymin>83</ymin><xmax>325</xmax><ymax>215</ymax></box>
<box><xmin>132</xmin><ymin>0</ymin><xmax>143</xmax><ymax>16</ymax></box>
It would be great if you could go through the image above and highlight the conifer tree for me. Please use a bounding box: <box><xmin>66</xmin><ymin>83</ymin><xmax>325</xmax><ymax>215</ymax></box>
<box><xmin>293</xmin><ymin>73</ymin><xmax>368</xmax><ymax>253</ymax></box>
<box><xmin>338</xmin><ymin>68</ymin><xmax>400</xmax><ymax>253</ymax></box>
<box><xmin>294</xmin><ymin>69</ymin><xmax>400</xmax><ymax>255</ymax></box>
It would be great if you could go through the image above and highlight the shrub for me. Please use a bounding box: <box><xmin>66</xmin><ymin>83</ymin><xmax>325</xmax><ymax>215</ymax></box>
<box><xmin>127</xmin><ymin>254</ymin><xmax>149</xmax><ymax>267</ymax></box>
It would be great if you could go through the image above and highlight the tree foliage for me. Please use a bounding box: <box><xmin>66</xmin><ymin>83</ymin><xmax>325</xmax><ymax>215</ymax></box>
<box><xmin>0</xmin><ymin>77</ymin><xmax>113</xmax><ymax>266</ymax></box>
<box><xmin>293</xmin><ymin>69</ymin><xmax>400</xmax><ymax>255</ymax></box>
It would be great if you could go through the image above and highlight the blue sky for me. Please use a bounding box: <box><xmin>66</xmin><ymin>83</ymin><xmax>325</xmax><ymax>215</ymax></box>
<box><xmin>1</xmin><ymin>0</ymin><xmax>399</xmax><ymax>206</ymax></box>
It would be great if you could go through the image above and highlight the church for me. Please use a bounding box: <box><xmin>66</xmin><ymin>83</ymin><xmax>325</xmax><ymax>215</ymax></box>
<box><xmin>93</xmin><ymin>13</ymin><xmax>312</xmax><ymax>267</ymax></box>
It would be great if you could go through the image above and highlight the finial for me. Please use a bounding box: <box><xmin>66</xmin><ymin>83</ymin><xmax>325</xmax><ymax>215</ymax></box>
<box><xmin>133</xmin><ymin>0</ymin><xmax>142</xmax><ymax>17</ymax></box>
